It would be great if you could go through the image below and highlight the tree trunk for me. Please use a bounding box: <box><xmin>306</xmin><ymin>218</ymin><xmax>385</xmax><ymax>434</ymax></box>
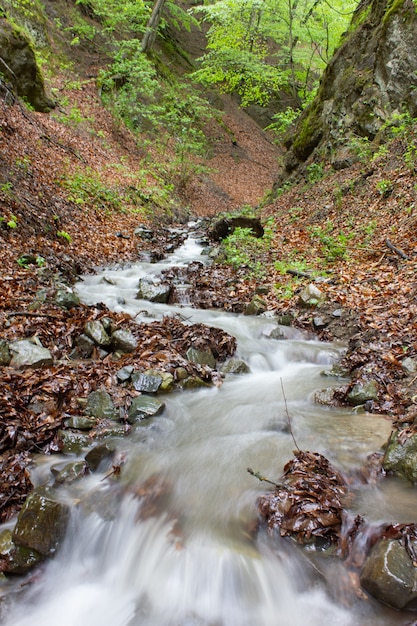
<box><xmin>141</xmin><ymin>0</ymin><xmax>168</xmax><ymax>54</ymax></box>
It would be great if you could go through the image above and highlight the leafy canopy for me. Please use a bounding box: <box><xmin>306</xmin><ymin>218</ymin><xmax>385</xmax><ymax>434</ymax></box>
<box><xmin>192</xmin><ymin>0</ymin><xmax>359</xmax><ymax>107</ymax></box>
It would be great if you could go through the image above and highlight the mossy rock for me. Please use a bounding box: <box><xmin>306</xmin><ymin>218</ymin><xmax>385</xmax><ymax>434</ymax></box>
<box><xmin>0</xmin><ymin>17</ymin><xmax>54</xmax><ymax>111</ymax></box>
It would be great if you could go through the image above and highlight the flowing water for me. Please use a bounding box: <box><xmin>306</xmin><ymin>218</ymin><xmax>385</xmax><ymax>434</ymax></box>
<box><xmin>2</xmin><ymin>227</ymin><xmax>415</xmax><ymax>625</ymax></box>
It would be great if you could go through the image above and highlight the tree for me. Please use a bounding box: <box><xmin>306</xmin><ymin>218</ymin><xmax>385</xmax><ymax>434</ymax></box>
<box><xmin>141</xmin><ymin>0</ymin><xmax>168</xmax><ymax>54</ymax></box>
<box><xmin>192</xmin><ymin>0</ymin><xmax>359</xmax><ymax>107</ymax></box>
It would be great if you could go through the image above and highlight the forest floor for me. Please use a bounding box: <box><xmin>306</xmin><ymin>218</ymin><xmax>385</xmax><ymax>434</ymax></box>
<box><xmin>1</xmin><ymin>59</ymin><xmax>417</xmax><ymax>522</ymax></box>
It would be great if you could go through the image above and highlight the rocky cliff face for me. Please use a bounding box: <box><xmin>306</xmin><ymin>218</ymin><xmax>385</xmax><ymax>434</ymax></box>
<box><xmin>0</xmin><ymin>15</ymin><xmax>53</xmax><ymax>112</ymax></box>
<box><xmin>283</xmin><ymin>0</ymin><xmax>417</xmax><ymax>174</ymax></box>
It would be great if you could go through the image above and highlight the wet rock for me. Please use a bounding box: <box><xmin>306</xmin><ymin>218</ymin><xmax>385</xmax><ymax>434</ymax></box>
<box><xmin>275</xmin><ymin>313</ymin><xmax>294</xmax><ymax>326</ymax></box>
<box><xmin>314</xmin><ymin>387</ymin><xmax>338</xmax><ymax>405</ymax></box>
<box><xmin>85</xmin><ymin>389</ymin><xmax>116</xmax><ymax>421</ymax></box>
<box><xmin>9</xmin><ymin>339</ymin><xmax>53</xmax><ymax>368</ymax></box>
<box><xmin>75</xmin><ymin>333</ymin><xmax>95</xmax><ymax>357</ymax></box>
<box><xmin>64</xmin><ymin>415</ymin><xmax>96</xmax><ymax>430</ymax></box>
<box><xmin>186</xmin><ymin>346</ymin><xmax>216</xmax><ymax>369</ymax></box>
<box><xmin>127</xmin><ymin>396</ymin><xmax>165</xmax><ymax>423</ymax></box>
<box><xmin>347</xmin><ymin>380</ymin><xmax>379</xmax><ymax>406</ymax></box>
<box><xmin>116</xmin><ymin>365</ymin><xmax>134</xmax><ymax>383</ymax></box>
<box><xmin>134</xmin><ymin>227</ymin><xmax>154</xmax><ymax>240</ymax></box>
<box><xmin>132</xmin><ymin>371</ymin><xmax>162</xmax><ymax>393</ymax></box>
<box><xmin>221</xmin><ymin>358</ymin><xmax>250</xmax><ymax>374</ymax></box>
<box><xmin>136</xmin><ymin>277</ymin><xmax>171</xmax><ymax>303</ymax></box>
<box><xmin>0</xmin><ymin>340</ymin><xmax>11</xmax><ymax>365</ymax></box>
<box><xmin>360</xmin><ymin>539</ymin><xmax>417</xmax><ymax>610</ymax></box>
<box><xmin>58</xmin><ymin>430</ymin><xmax>90</xmax><ymax>454</ymax></box>
<box><xmin>13</xmin><ymin>490</ymin><xmax>70</xmax><ymax>557</ymax></box>
<box><xmin>111</xmin><ymin>329</ymin><xmax>138</xmax><ymax>353</ymax></box>
<box><xmin>383</xmin><ymin>431</ymin><xmax>417</xmax><ymax>483</ymax></box>
<box><xmin>84</xmin><ymin>321</ymin><xmax>111</xmax><ymax>347</ymax></box>
<box><xmin>54</xmin><ymin>288</ymin><xmax>80</xmax><ymax>310</ymax></box>
<box><xmin>269</xmin><ymin>326</ymin><xmax>286</xmax><ymax>339</ymax></box>
<box><xmin>0</xmin><ymin>529</ymin><xmax>43</xmax><ymax>574</ymax></box>
<box><xmin>52</xmin><ymin>460</ymin><xmax>89</xmax><ymax>485</ymax></box>
<box><xmin>243</xmin><ymin>295</ymin><xmax>267</xmax><ymax>316</ymax></box>
<box><xmin>85</xmin><ymin>442</ymin><xmax>116</xmax><ymax>471</ymax></box>
<box><xmin>89</xmin><ymin>420</ymin><xmax>130</xmax><ymax>440</ymax></box>
<box><xmin>299</xmin><ymin>284</ymin><xmax>325</xmax><ymax>307</ymax></box>
<box><xmin>180</xmin><ymin>376</ymin><xmax>211</xmax><ymax>389</ymax></box>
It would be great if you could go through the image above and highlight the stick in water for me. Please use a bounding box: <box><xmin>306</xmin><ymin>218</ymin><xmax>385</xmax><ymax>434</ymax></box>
<box><xmin>280</xmin><ymin>377</ymin><xmax>300</xmax><ymax>451</ymax></box>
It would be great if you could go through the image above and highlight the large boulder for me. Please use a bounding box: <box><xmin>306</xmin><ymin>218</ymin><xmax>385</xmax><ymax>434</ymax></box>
<box><xmin>383</xmin><ymin>430</ymin><xmax>417</xmax><ymax>483</ymax></box>
<box><xmin>360</xmin><ymin>538</ymin><xmax>417</xmax><ymax>610</ymax></box>
<box><xmin>9</xmin><ymin>339</ymin><xmax>53</xmax><ymax>368</ymax></box>
<box><xmin>209</xmin><ymin>216</ymin><xmax>264</xmax><ymax>241</ymax></box>
<box><xmin>0</xmin><ymin>16</ymin><xmax>54</xmax><ymax>112</ymax></box>
<box><xmin>12</xmin><ymin>489</ymin><xmax>70</xmax><ymax>557</ymax></box>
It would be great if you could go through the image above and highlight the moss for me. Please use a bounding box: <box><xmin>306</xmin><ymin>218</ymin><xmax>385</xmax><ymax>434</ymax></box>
<box><xmin>291</xmin><ymin>97</ymin><xmax>324</xmax><ymax>161</ymax></box>
<box><xmin>383</xmin><ymin>0</ymin><xmax>407</xmax><ymax>24</ymax></box>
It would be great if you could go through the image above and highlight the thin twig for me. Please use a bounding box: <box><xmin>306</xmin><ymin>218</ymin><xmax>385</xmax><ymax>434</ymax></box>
<box><xmin>247</xmin><ymin>467</ymin><xmax>283</xmax><ymax>489</ymax></box>
<box><xmin>280</xmin><ymin>377</ymin><xmax>300</xmax><ymax>451</ymax></box>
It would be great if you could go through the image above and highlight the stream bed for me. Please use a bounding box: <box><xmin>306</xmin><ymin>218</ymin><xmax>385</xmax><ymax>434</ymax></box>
<box><xmin>2</xmin><ymin>227</ymin><xmax>414</xmax><ymax>625</ymax></box>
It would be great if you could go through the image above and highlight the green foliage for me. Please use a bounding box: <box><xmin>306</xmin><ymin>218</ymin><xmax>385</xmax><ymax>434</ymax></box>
<box><xmin>266</xmin><ymin>107</ymin><xmax>301</xmax><ymax>141</ymax></box>
<box><xmin>376</xmin><ymin>179</ymin><xmax>393</xmax><ymax>198</ymax></box>
<box><xmin>306</xmin><ymin>162</ymin><xmax>324</xmax><ymax>184</ymax></box>
<box><xmin>192</xmin><ymin>48</ymin><xmax>287</xmax><ymax>106</ymax></box>
<box><xmin>61</xmin><ymin>167</ymin><xmax>122</xmax><ymax>212</ymax></box>
<box><xmin>192</xmin><ymin>0</ymin><xmax>358</xmax><ymax>107</ymax></box>
<box><xmin>17</xmin><ymin>254</ymin><xmax>45</xmax><ymax>268</ymax></box>
<box><xmin>0</xmin><ymin>212</ymin><xmax>17</xmax><ymax>228</ymax></box>
<box><xmin>56</xmin><ymin>230</ymin><xmax>72</xmax><ymax>243</ymax></box>
<box><xmin>308</xmin><ymin>220</ymin><xmax>352</xmax><ymax>262</ymax></box>
<box><xmin>220</xmin><ymin>219</ymin><xmax>274</xmax><ymax>278</ymax></box>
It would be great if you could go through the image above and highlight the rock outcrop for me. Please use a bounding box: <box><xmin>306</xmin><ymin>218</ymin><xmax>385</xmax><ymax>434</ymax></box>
<box><xmin>0</xmin><ymin>15</ymin><xmax>54</xmax><ymax>112</ymax></box>
<box><xmin>281</xmin><ymin>0</ymin><xmax>417</xmax><ymax>175</ymax></box>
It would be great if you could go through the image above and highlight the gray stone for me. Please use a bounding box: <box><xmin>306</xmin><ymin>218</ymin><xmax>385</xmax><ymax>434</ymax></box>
<box><xmin>132</xmin><ymin>372</ymin><xmax>162</xmax><ymax>393</ymax></box>
<box><xmin>0</xmin><ymin>340</ymin><xmax>11</xmax><ymax>365</ymax></box>
<box><xmin>136</xmin><ymin>278</ymin><xmax>171</xmax><ymax>303</ymax></box>
<box><xmin>84</xmin><ymin>321</ymin><xmax>111</xmax><ymax>347</ymax></box>
<box><xmin>127</xmin><ymin>396</ymin><xmax>165</xmax><ymax>423</ymax></box>
<box><xmin>75</xmin><ymin>333</ymin><xmax>95</xmax><ymax>357</ymax></box>
<box><xmin>314</xmin><ymin>388</ymin><xmax>337</xmax><ymax>405</ymax></box>
<box><xmin>347</xmin><ymin>380</ymin><xmax>378</xmax><ymax>406</ymax></box>
<box><xmin>85</xmin><ymin>390</ymin><xmax>116</xmax><ymax>420</ymax></box>
<box><xmin>13</xmin><ymin>490</ymin><xmax>70</xmax><ymax>557</ymax></box>
<box><xmin>269</xmin><ymin>326</ymin><xmax>286</xmax><ymax>339</ymax></box>
<box><xmin>52</xmin><ymin>460</ymin><xmax>89</xmax><ymax>485</ymax></box>
<box><xmin>243</xmin><ymin>295</ymin><xmax>267</xmax><ymax>316</ymax></box>
<box><xmin>360</xmin><ymin>539</ymin><xmax>417</xmax><ymax>610</ymax></box>
<box><xmin>186</xmin><ymin>347</ymin><xmax>216</xmax><ymax>369</ymax></box>
<box><xmin>9</xmin><ymin>339</ymin><xmax>53</xmax><ymax>368</ymax></box>
<box><xmin>58</xmin><ymin>430</ymin><xmax>90</xmax><ymax>454</ymax></box>
<box><xmin>85</xmin><ymin>442</ymin><xmax>116</xmax><ymax>471</ymax></box>
<box><xmin>54</xmin><ymin>288</ymin><xmax>80</xmax><ymax>310</ymax></box>
<box><xmin>299</xmin><ymin>284</ymin><xmax>325</xmax><ymax>307</ymax></box>
<box><xmin>383</xmin><ymin>431</ymin><xmax>417</xmax><ymax>483</ymax></box>
<box><xmin>0</xmin><ymin>529</ymin><xmax>43</xmax><ymax>574</ymax></box>
<box><xmin>221</xmin><ymin>358</ymin><xmax>250</xmax><ymax>375</ymax></box>
<box><xmin>402</xmin><ymin>357</ymin><xmax>417</xmax><ymax>375</ymax></box>
<box><xmin>64</xmin><ymin>415</ymin><xmax>96</xmax><ymax>430</ymax></box>
<box><xmin>116</xmin><ymin>365</ymin><xmax>134</xmax><ymax>383</ymax></box>
<box><xmin>89</xmin><ymin>420</ymin><xmax>130</xmax><ymax>440</ymax></box>
<box><xmin>111</xmin><ymin>329</ymin><xmax>138</xmax><ymax>353</ymax></box>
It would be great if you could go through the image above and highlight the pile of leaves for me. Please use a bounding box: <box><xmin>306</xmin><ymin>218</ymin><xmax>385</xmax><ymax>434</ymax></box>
<box><xmin>255</xmin><ymin>450</ymin><xmax>348</xmax><ymax>547</ymax></box>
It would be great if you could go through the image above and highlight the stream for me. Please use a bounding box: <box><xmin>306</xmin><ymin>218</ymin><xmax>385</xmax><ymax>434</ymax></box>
<box><xmin>2</xmin><ymin>225</ymin><xmax>415</xmax><ymax>625</ymax></box>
